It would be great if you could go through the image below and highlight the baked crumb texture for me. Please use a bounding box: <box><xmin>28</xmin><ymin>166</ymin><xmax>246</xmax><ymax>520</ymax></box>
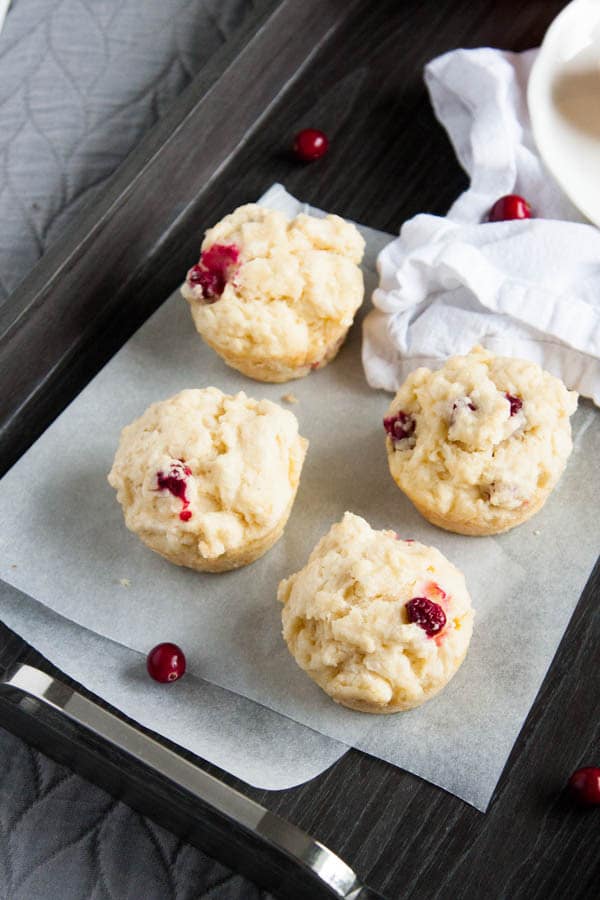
<box><xmin>181</xmin><ymin>205</ymin><xmax>365</xmax><ymax>382</ymax></box>
<box><xmin>385</xmin><ymin>346</ymin><xmax>577</xmax><ymax>535</ymax></box>
<box><xmin>108</xmin><ymin>388</ymin><xmax>308</xmax><ymax>572</ymax></box>
<box><xmin>279</xmin><ymin>512</ymin><xmax>474</xmax><ymax>713</ymax></box>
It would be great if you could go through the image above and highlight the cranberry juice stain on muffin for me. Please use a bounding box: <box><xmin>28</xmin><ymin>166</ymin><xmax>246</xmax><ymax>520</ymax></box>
<box><xmin>384</xmin><ymin>346</ymin><xmax>578</xmax><ymax>535</ymax></box>
<box><xmin>181</xmin><ymin>204</ymin><xmax>365</xmax><ymax>382</ymax></box>
<box><xmin>278</xmin><ymin>512</ymin><xmax>474</xmax><ymax>713</ymax></box>
<box><xmin>108</xmin><ymin>388</ymin><xmax>308</xmax><ymax>572</ymax></box>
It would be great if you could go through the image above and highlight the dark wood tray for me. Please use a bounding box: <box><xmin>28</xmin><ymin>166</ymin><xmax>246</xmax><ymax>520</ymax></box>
<box><xmin>1</xmin><ymin>0</ymin><xmax>598</xmax><ymax>897</ymax></box>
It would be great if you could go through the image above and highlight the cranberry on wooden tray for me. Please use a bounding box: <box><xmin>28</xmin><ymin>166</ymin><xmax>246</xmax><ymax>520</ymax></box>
<box><xmin>147</xmin><ymin>642</ymin><xmax>187</xmax><ymax>683</ymax></box>
<box><xmin>293</xmin><ymin>128</ymin><xmax>329</xmax><ymax>161</ymax></box>
<box><xmin>568</xmin><ymin>767</ymin><xmax>600</xmax><ymax>807</ymax></box>
<box><xmin>488</xmin><ymin>194</ymin><xmax>532</xmax><ymax>222</ymax></box>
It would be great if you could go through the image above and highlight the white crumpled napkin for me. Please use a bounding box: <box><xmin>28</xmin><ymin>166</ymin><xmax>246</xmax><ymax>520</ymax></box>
<box><xmin>362</xmin><ymin>47</ymin><xmax>600</xmax><ymax>404</ymax></box>
<box><xmin>0</xmin><ymin>1</ymin><xmax>11</xmax><ymax>35</ymax></box>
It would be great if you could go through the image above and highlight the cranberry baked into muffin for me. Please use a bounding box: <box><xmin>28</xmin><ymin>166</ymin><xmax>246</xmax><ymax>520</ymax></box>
<box><xmin>278</xmin><ymin>513</ymin><xmax>474</xmax><ymax>713</ymax></box>
<box><xmin>108</xmin><ymin>388</ymin><xmax>308</xmax><ymax>572</ymax></box>
<box><xmin>181</xmin><ymin>204</ymin><xmax>365</xmax><ymax>382</ymax></box>
<box><xmin>384</xmin><ymin>346</ymin><xmax>578</xmax><ymax>535</ymax></box>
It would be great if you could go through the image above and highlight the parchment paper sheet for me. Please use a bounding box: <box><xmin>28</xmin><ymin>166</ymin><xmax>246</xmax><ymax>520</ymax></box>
<box><xmin>0</xmin><ymin>581</ymin><xmax>347</xmax><ymax>789</ymax></box>
<box><xmin>1</xmin><ymin>184</ymin><xmax>598</xmax><ymax>810</ymax></box>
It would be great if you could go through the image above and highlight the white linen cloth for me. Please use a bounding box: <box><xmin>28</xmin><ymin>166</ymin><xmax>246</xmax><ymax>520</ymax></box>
<box><xmin>0</xmin><ymin>2</ymin><xmax>10</xmax><ymax>35</ymax></box>
<box><xmin>362</xmin><ymin>48</ymin><xmax>600</xmax><ymax>404</ymax></box>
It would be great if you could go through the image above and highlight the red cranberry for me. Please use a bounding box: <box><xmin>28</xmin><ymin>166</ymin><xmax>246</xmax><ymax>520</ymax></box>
<box><xmin>505</xmin><ymin>393</ymin><xmax>523</xmax><ymax>416</ymax></box>
<box><xmin>426</xmin><ymin>582</ymin><xmax>447</xmax><ymax>603</ymax></box>
<box><xmin>293</xmin><ymin>128</ymin><xmax>329</xmax><ymax>162</ymax></box>
<box><xmin>488</xmin><ymin>194</ymin><xmax>532</xmax><ymax>222</ymax></box>
<box><xmin>384</xmin><ymin>411</ymin><xmax>416</xmax><ymax>444</ymax></box>
<box><xmin>146</xmin><ymin>642</ymin><xmax>186</xmax><ymax>683</ymax></box>
<box><xmin>568</xmin><ymin>767</ymin><xmax>600</xmax><ymax>807</ymax></box>
<box><xmin>452</xmin><ymin>398</ymin><xmax>476</xmax><ymax>412</ymax></box>
<box><xmin>405</xmin><ymin>597</ymin><xmax>446</xmax><ymax>637</ymax></box>
<box><xmin>156</xmin><ymin>462</ymin><xmax>191</xmax><ymax>500</ymax></box>
<box><xmin>187</xmin><ymin>243</ymin><xmax>239</xmax><ymax>301</ymax></box>
<box><xmin>156</xmin><ymin>461</ymin><xmax>193</xmax><ymax>521</ymax></box>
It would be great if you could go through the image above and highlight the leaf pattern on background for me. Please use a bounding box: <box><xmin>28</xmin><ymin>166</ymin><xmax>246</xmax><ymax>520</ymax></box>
<box><xmin>0</xmin><ymin>727</ymin><xmax>273</xmax><ymax>900</ymax></box>
<box><xmin>0</xmin><ymin>0</ymin><xmax>258</xmax><ymax>305</ymax></box>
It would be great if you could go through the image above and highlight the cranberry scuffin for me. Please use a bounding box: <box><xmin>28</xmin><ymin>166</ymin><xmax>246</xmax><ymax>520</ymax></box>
<box><xmin>147</xmin><ymin>642</ymin><xmax>187</xmax><ymax>683</ymax></box>
<box><xmin>488</xmin><ymin>194</ymin><xmax>532</xmax><ymax>222</ymax></box>
<box><xmin>405</xmin><ymin>597</ymin><xmax>446</xmax><ymax>637</ymax></box>
<box><xmin>293</xmin><ymin>128</ymin><xmax>329</xmax><ymax>162</ymax></box>
<box><xmin>568</xmin><ymin>767</ymin><xmax>600</xmax><ymax>807</ymax></box>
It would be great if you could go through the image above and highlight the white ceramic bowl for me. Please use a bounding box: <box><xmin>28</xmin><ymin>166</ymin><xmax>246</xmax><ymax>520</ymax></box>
<box><xmin>528</xmin><ymin>0</ymin><xmax>600</xmax><ymax>226</ymax></box>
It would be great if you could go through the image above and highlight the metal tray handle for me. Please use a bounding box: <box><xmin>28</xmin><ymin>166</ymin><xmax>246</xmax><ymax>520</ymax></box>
<box><xmin>1</xmin><ymin>663</ymin><xmax>385</xmax><ymax>900</ymax></box>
